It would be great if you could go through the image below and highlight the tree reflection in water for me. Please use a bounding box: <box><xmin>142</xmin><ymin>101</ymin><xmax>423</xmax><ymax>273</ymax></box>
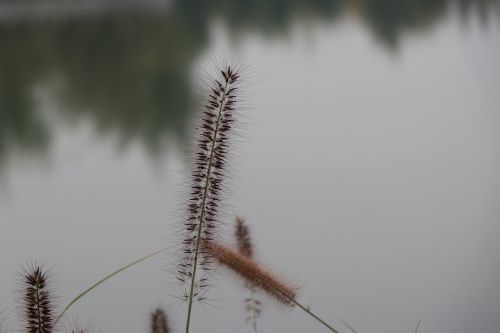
<box><xmin>0</xmin><ymin>0</ymin><xmax>497</xmax><ymax>169</ymax></box>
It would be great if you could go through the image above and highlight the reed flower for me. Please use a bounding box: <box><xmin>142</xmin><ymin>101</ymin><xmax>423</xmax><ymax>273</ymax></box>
<box><xmin>21</xmin><ymin>266</ymin><xmax>55</xmax><ymax>333</ymax></box>
<box><xmin>150</xmin><ymin>308</ymin><xmax>170</xmax><ymax>333</ymax></box>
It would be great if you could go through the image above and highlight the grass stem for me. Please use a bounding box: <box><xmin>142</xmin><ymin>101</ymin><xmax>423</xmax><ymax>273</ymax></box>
<box><xmin>54</xmin><ymin>247</ymin><xmax>168</xmax><ymax>326</ymax></box>
<box><xmin>290</xmin><ymin>298</ymin><xmax>340</xmax><ymax>333</ymax></box>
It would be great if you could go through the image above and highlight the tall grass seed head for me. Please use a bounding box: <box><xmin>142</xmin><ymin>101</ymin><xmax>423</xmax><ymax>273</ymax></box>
<box><xmin>177</xmin><ymin>65</ymin><xmax>241</xmax><ymax>301</ymax></box>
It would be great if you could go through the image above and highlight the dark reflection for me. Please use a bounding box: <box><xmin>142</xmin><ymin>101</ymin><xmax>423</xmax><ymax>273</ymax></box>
<box><xmin>0</xmin><ymin>0</ymin><xmax>497</xmax><ymax>169</ymax></box>
<box><xmin>49</xmin><ymin>13</ymin><xmax>205</xmax><ymax>154</ymax></box>
<box><xmin>0</xmin><ymin>46</ymin><xmax>50</xmax><ymax>166</ymax></box>
<box><xmin>0</xmin><ymin>11</ymin><xmax>205</xmax><ymax>162</ymax></box>
<box><xmin>359</xmin><ymin>0</ymin><xmax>498</xmax><ymax>46</ymax></box>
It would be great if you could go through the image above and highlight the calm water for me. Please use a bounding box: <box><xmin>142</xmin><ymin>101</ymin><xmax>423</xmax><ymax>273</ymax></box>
<box><xmin>1</xmin><ymin>1</ymin><xmax>500</xmax><ymax>333</ymax></box>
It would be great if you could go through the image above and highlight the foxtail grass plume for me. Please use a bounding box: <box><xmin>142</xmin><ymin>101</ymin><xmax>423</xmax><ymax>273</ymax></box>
<box><xmin>150</xmin><ymin>308</ymin><xmax>170</xmax><ymax>333</ymax></box>
<box><xmin>21</xmin><ymin>266</ymin><xmax>55</xmax><ymax>333</ymax></box>
<box><xmin>178</xmin><ymin>66</ymin><xmax>240</xmax><ymax>296</ymax></box>
<box><xmin>205</xmin><ymin>241</ymin><xmax>341</xmax><ymax>333</ymax></box>
<box><xmin>204</xmin><ymin>241</ymin><xmax>297</xmax><ymax>305</ymax></box>
<box><xmin>179</xmin><ymin>65</ymin><xmax>241</xmax><ymax>332</ymax></box>
<box><xmin>235</xmin><ymin>217</ymin><xmax>261</xmax><ymax>332</ymax></box>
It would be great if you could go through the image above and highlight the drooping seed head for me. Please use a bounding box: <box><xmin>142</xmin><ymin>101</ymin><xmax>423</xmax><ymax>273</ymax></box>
<box><xmin>203</xmin><ymin>241</ymin><xmax>297</xmax><ymax>306</ymax></box>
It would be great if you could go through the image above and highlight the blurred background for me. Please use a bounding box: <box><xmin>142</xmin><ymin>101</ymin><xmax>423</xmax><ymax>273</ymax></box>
<box><xmin>1</xmin><ymin>1</ymin><xmax>499</xmax><ymax>332</ymax></box>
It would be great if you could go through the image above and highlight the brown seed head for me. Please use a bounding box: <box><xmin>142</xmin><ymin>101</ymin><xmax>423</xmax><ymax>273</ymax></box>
<box><xmin>203</xmin><ymin>242</ymin><xmax>297</xmax><ymax>306</ymax></box>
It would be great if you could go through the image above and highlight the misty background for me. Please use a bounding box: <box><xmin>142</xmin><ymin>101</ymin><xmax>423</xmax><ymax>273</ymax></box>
<box><xmin>1</xmin><ymin>1</ymin><xmax>499</xmax><ymax>332</ymax></box>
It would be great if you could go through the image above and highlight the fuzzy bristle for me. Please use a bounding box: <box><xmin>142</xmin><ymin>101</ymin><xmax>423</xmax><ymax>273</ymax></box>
<box><xmin>150</xmin><ymin>308</ymin><xmax>170</xmax><ymax>333</ymax></box>
<box><xmin>178</xmin><ymin>65</ymin><xmax>240</xmax><ymax>298</ymax></box>
<box><xmin>22</xmin><ymin>266</ymin><xmax>54</xmax><ymax>333</ymax></box>
<box><xmin>204</xmin><ymin>241</ymin><xmax>297</xmax><ymax>306</ymax></box>
<box><xmin>235</xmin><ymin>216</ymin><xmax>253</xmax><ymax>258</ymax></box>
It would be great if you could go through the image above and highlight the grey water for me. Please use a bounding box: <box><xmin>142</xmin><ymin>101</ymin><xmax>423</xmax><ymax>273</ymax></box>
<box><xmin>1</xmin><ymin>1</ymin><xmax>500</xmax><ymax>333</ymax></box>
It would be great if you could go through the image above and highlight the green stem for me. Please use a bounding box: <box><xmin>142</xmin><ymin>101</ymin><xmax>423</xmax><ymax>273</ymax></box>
<box><xmin>291</xmin><ymin>298</ymin><xmax>340</xmax><ymax>333</ymax></box>
<box><xmin>185</xmin><ymin>82</ymin><xmax>228</xmax><ymax>333</ymax></box>
<box><xmin>53</xmin><ymin>247</ymin><xmax>168</xmax><ymax>326</ymax></box>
